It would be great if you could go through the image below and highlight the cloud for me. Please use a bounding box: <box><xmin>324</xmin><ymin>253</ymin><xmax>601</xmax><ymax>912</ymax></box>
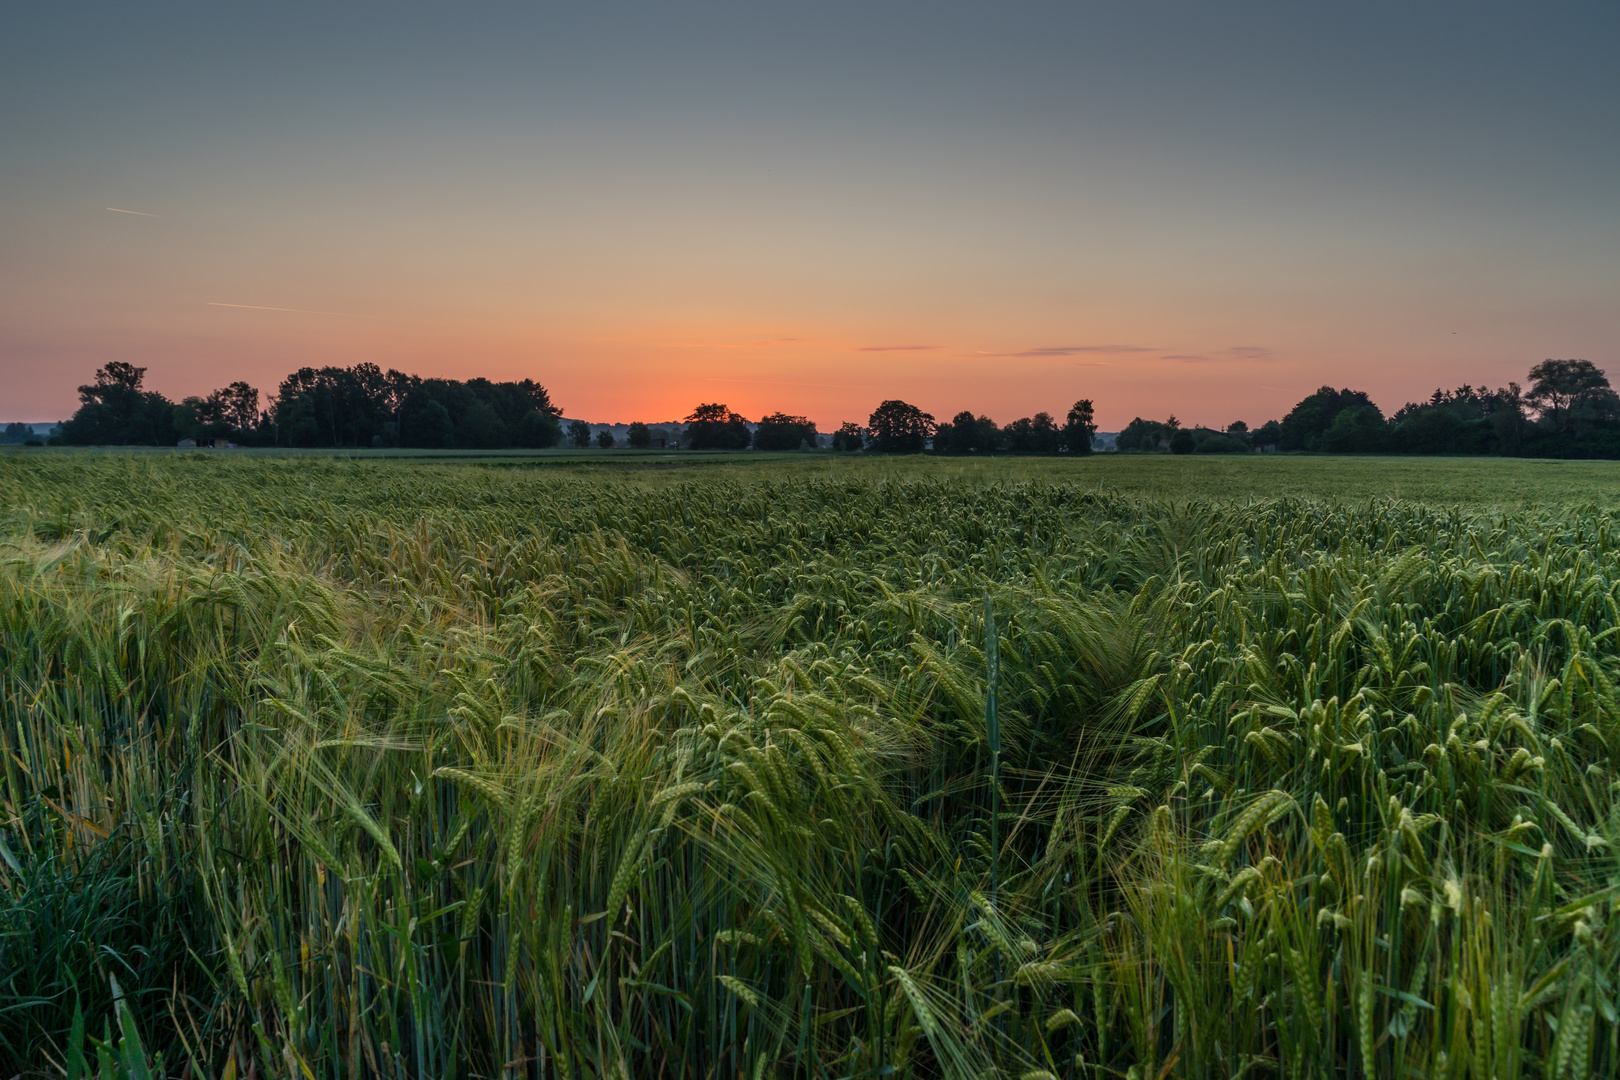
<box><xmin>982</xmin><ymin>344</ymin><xmax>1155</xmax><ymax>358</ymax></box>
<box><xmin>856</xmin><ymin>344</ymin><xmax>938</xmax><ymax>352</ymax></box>
<box><xmin>1162</xmin><ymin>346</ymin><xmax>1276</xmax><ymax>363</ymax></box>
<box><xmin>105</xmin><ymin>207</ymin><xmax>158</xmax><ymax>216</ymax></box>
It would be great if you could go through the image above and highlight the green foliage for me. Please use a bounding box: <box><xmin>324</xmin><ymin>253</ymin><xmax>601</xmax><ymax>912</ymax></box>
<box><xmin>1</xmin><ymin>455</ymin><xmax>1618</xmax><ymax>1077</ymax></box>
<box><xmin>626</xmin><ymin>421</ymin><xmax>653</xmax><ymax>449</ymax></box>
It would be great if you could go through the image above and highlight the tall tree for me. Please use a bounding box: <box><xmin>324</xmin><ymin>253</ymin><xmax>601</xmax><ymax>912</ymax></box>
<box><xmin>1279</xmin><ymin>386</ymin><xmax>1379</xmax><ymax>451</ymax></box>
<box><xmin>683</xmin><ymin>403</ymin><xmax>752</xmax><ymax>449</ymax></box>
<box><xmin>567</xmin><ymin>419</ymin><xmax>592</xmax><ymax>448</ymax></box>
<box><xmin>866</xmin><ymin>400</ymin><xmax>934</xmax><ymax>454</ymax></box>
<box><xmin>60</xmin><ymin>362</ymin><xmax>179</xmax><ymax>446</ymax></box>
<box><xmin>626</xmin><ymin>421</ymin><xmax>652</xmax><ymax>449</ymax></box>
<box><xmin>1526</xmin><ymin>359</ymin><xmax>1613</xmax><ymax>434</ymax></box>
<box><xmin>1062</xmin><ymin>400</ymin><xmax>1096</xmax><ymax>454</ymax></box>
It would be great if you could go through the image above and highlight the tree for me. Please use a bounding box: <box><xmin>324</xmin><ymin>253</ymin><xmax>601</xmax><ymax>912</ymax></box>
<box><xmin>458</xmin><ymin>401</ymin><xmax>507</xmax><ymax>449</ymax></box>
<box><xmin>1063</xmin><ymin>400</ymin><xmax>1097</xmax><ymax>454</ymax></box>
<box><xmin>941</xmin><ymin>411</ymin><xmax>998</xmax><ymax>453</ymax></box>
<box><xmin>567</xmin><ymin>419</ymin><xmax>592</xmax><ymax>448</ymax></box>
<box><xmin>2</xmin><ymin>422</ymin><xmax>34</xmax><ymax>444</ymax></box>
<box><xmin>1253</xmin><ymin>420</ymin><xmax>1283</xmax><ymax>448</ymax></box>
<box><xmin>867</xmin><ymin>400</ymin><xmax>934</xmax><ymax>454</ymax></box>
<box><xmin>60</xmin><ymin>362</ymin><xmax>179</xmax><ymax>446</ymax></box>
<box><xmin>1279</xmin><ymin>387</ymin><xmax>1379</xmax><ymax>451</ymax></box>
<box><xmin>1319</xmin><ymin>405</ymin><xmax>1387</xmax><ymax>453</ymax></box>
<box><xmin>831</xmin><ymin>422</ymin><xmax>865</xmax><ymax>451</ymax></box>
<box><xmin>596</xmin><ymin>429</ymin><xmax>616</xmax><ymax>448</ymax></box>
<box><xmin>626</xmin><ymin>421</ymin><xmax>652</xmax><ymax>449</ymax></box>
<box><xmin>518</xmin><ymin>409</ymin><xmax>563</xmax><ymax>448</ymax></box>
<box><xmin>1116</xmin><ymin>417</ymin><xmax>1169</xmax><ymax>452</ymax></box>
<box><xmin>753</xmin><ymin>412</ymin><xmax>818</xmax><ymax>451</ymax></box>
<box><xmin>1193</xmin><ymin>433</ymin><xmax>1250</xmax><ymax>454</ymax></box>
<box><xmin>1002</xmin><ymin>416</ymin><xmax>1060</xmax><ymax>453</ymax></box>
<box><xmin>1169</xmin><ymin>429</ymin><xmax>1196</xmax><ymax>454</ymax></box>
<box><xmin>1526</xmin><ymin>359</ymin><xmax>1613</xmax><ymax>434</ymax></box>
<box><xmin>683</xmin><ymin>403</ymin><xmax>752</xmax><ymax>450</ymax></box>
<box><xmin>403</xmin><ymin>400</ymin><xmax>454</xmax><ymax>448</ymax></box>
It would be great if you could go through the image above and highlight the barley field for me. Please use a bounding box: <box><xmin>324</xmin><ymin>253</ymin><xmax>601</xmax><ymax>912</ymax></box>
<box><xmin>1</xmin><ymin>453</ymin><xmax>1617</xmax><ymax>1078</ymax></box>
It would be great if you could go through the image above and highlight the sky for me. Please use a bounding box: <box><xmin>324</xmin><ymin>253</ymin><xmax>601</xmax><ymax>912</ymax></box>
<box><xmin>2</xmin><ymin>3</ymin><xmax>1616</xmax><ymax>429</ymax></box>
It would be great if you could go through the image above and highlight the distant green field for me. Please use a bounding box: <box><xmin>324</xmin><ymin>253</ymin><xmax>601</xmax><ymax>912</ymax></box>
<box><xmin>7</xmin><ymin>444</ymin><xmax>1620</xmax><ymax>505</ymax></box>
<box><xmin>1</xmin><ymin>454</ymin><xmax>1617</xmax><ymax>1077</ymax></box>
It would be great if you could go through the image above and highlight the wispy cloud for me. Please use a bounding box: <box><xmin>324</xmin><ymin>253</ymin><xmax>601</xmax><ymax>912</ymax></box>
<box><xmin>105</xmin><ymin>207</ymin><xmax>158</xmax><ymax>216</ymax></box>
<box><xmin>1163</xmin><ymin>346</ymin><xmax>1276</xmax><ymax>363</ymax></box>
<box><xmin>856</xmin><ymin>344</ymin><xmax>938</xmax><ymax>352</ymax></box>
<box><xmin>979</xmin><ymin>345</ymin><xmax>1155</xmax><ymax>358</ymax></box>
<box><xmin>209</xmin><ymin>302</ymin><xmax>374</xmax><ymax>318</ymax></box>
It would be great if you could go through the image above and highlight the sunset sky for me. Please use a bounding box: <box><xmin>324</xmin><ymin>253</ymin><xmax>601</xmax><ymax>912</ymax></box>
<box><xmin>3</xmin><ymin>3</ymin><xmax>1616</xmax><ymax>429</ymax></box>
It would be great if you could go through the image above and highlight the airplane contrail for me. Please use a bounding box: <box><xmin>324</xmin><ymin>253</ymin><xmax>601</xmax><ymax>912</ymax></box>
<box><xmin>105</xmin><ymin>207</ymin><xmax>158</xmax><ymax>216</ymax></box>
<box><xmin>208</xmin><ymin>302</ymin><xmax>374</xmax><ymax>318</ymax></box>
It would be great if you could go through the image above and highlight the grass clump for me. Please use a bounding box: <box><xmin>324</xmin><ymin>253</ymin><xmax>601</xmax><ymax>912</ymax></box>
<box><xmin>0</xmin><ymin>455</ymin><xmax>1616</xmax><ymax>1078</ymax></box>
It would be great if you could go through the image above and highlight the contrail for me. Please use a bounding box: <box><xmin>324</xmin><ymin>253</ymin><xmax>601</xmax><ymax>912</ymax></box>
<box><xmin>209</xmin><ymin>302</ymin><xmax>374</xmax><ymax>318</ymax></box>
<box><xmin>106</xmin><ymin>207</ymin><xmax>159</xmax><ymax>216</ymax></box>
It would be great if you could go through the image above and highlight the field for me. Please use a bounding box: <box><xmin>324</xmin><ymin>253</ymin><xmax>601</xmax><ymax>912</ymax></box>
<box><xmin>1</xmin><ymin>452</ymin><xmax>1618</xmax><ymax>1078</ymax></box>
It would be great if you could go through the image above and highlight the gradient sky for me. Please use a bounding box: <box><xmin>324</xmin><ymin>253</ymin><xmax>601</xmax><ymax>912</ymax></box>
<box><xmin>3</xmin><ymin>3</ymin><xmax>1616</xmax><ymax>429</ymax></box>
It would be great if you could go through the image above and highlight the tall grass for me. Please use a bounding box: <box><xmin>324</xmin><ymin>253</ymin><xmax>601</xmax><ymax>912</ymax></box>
<box><xmin>0</xmin><ymin>456</ymin><xmax>1616</xmax><ymax>1077</ymax></box>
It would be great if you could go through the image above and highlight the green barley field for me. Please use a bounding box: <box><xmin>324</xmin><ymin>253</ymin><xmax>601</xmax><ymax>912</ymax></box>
<box><xmin>2</xmin><ymin>452</ymin><xmax>1618</xmax><ymax>1078</ymax></box>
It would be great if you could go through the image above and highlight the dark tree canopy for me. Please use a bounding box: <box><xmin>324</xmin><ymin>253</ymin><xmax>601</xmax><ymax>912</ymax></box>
<box><xmin>1279</xmin><ymin>387</ymin><xmax>1380</xmax><ymax>451</ymax></box>
<box><xmin>831</xmin><ymin>422</ymin><xmax>865</xmax><ymax>452</ymax></box>
<box><xmin>1000</xmin><ymin>412</ymin><xmax>1061</xmax><ymax>454</ymax></box>
<box><xmin>61</xmin><ymin>363</ymin><xmax>183</xmax><ymax>446</ymax></box>
<box><xmin>866</xmin><ymin>400</ymin><xmax>935</xmax><ymax>454</ymax></box>
<box><xmin>682</xmin><ymin>403</ymin><xmax>752</xmax><ymax>450</ymax></box>
<box><xmin>939</xmin><ymin>411</ymin><xmax>999</xmax><ymax>453</ymax></box>
<box><xmin>1526</xmin><ymin>359</ymin><xmax>1614</xmax><ymax>434</ymax></box>
<box><xmin>567</xmin><ymin>419</ymin><xmax>592</xmax><ymax>448</ymax></box>
<box><xmin>626</xmin><ymin>421</ymin><xmax>653</xmax><ymax>449</ymax></box>
<box><xmin>753</xmin><ymin>412</ymin><xmax>818</xmax><ymax>451</ymax></box>
<box><xmin>270</xmin><ymin>365</ymin><xmax>562</xmax><ymax>449</ymax></box>
<box><xmin>1063</xmin><ymin>400</ymin><xmax>1097</xmax><ymax>454</ymax></box>
<box><xmin>596</xmin><ymin>429</ymin><xmax>616</xmax><ymax>449</ymax></box>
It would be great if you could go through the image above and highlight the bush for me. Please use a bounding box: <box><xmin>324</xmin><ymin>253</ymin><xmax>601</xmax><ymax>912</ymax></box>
<box><xmin>1193</xmin><ymin>433</ymin><xmax>1250</xmax><ymax>454</ymax></box>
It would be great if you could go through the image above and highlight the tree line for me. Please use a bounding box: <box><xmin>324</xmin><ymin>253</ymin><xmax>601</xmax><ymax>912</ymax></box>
<box><xmin>1110</xmin><ymin>359</ymin><xmax>1619</xmax><ymax>458</ymax></box>
<box><xmin>43</xmin><ymin>357</ymin><xmax>1619</xmax><ymax>458</ymax></box>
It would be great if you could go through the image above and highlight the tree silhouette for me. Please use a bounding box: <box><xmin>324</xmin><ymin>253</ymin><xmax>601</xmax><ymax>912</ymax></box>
<box><xmin>867</xmin><ymin>400</ymin><xmax>935</xmax><ymax>454</ymax></box>
<box><xmin>1526</xmin><ymin>359</ymin><xmax>1613</xmax><ymax>434</ymax></box>
<box><xmin>1062</xmin><ymin>400</ymin><xmax>1096</xmax><ymax>454</ymax></box>
<box><xmin>753</xmin><ymin>412</ymin><xmax>818</xmax><ymax>451</ymax></box>
<box><xmin>831</xmin><ymin>422</ymin><xmax>865</xmax><ymax>451</ymax></box>
<box><xmin>683</xmin><ymin>403</ymin><xmax>752</xmax><ymax>449</ymax></box>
